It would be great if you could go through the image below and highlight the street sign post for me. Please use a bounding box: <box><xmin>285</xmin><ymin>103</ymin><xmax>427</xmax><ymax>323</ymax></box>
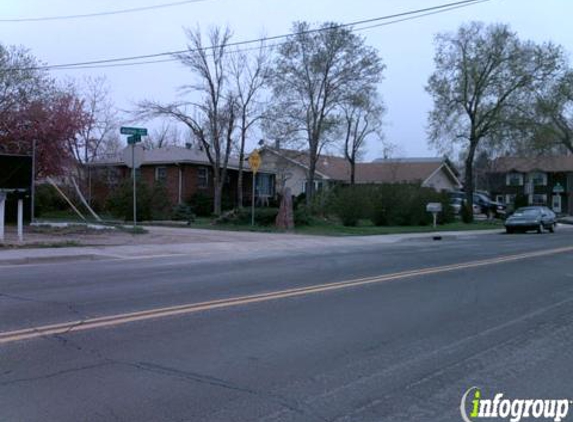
<box><xmin>120</xmin><ymin>127</ymin><xmax>147</xmax><ymax>228</ymax></box>
<box><xmin>120</xmin><ymin>127</ymin><xmax>148</xmax><ymax>136</ymax></box>
<box><xmin>248</xmin><ymin>150</ymin><xmax>262</xmax><ymax>226</ymax></box>
<box><xmin>127</xmin><ymin>135</ymin><xmax>141</xmax><ymax>145</ymax></box>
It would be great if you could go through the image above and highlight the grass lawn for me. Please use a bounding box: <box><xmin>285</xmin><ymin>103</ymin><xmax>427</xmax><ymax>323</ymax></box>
<box><xmin>37</xmin><ymin>212</ymin><xmax>504</xmax><ymax>237</ymax></box>
<box><xmin>183</xmin><ymin>217</ymin><xmax>503</xmax><ymax>236</ymax></box>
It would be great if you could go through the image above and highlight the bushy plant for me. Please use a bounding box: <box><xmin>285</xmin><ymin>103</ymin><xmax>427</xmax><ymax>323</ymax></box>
<box><xmin>150</xmin><ymin>182</ymin><xmax>173</xmax><ymax>220</ymax></box>
<box><xmin>331</xmin><ymin>187</ymin><xmax>366</xmax><ymax>226</ymax></box>
<box><xmin>189</xmin><ymin>192</ymin><xmax>213</xmax><ymax>217</ymax></box>
<box><xmin>215</xmin><ymin>207</ymin><xmax>279</xmax><ymax>226</ymax></box>
<box><xmin>171</xmin><ymin>203</ymin><xmax>195</xmax><ymax>223</ymax></box>
<box><xmin>294</xmin><ymin>206</ymin><xmax>313</xmax><ymax>226</ymax></box>
<box><xmin>35</xmin><ymin>184</ymin><xmax>68</xmax><ymax>217</ymax></box>
<box><xmin>106</xmin><ymin>180</ymin><xmax>153</xmax><ymax>221</ymax></box>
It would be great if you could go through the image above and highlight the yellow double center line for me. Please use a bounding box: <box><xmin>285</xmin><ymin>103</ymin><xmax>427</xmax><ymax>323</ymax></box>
<box><xmin>2</xmin><ymin>245</ymin><xmax>572</xmax><ymax>345</ymax></box>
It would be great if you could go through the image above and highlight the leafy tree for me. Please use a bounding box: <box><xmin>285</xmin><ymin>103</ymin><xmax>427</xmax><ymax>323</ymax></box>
<box><xmin>426</xmin><ymin>22</ymin><xmax>562</xmax><ymax>221</ymax></box>
<box><xmin>522</xmin><ymin>69</ymin><xmax>573</xmax><ymax>155</ymax></box>
<box><xmin>0</xmin><ymin>44</ymin><xmax>89</xmax><ymax>177</ymax></box>
<box><xmin>270</xmin><ymin>22</ymin><xmax>384</xmax><ymax>205</ymax></box>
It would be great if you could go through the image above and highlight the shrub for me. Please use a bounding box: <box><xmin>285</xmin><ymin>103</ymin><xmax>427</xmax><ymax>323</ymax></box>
<box><xmin>171</xmin><ymin>203</ymin><xmax>195</xmax><ymax>223</ymax></box>
<box><xmin>254</xmin><ymin>207</ymin><xmax>279</xmax><ymax>226</ymax></box>
<box><xmin>367</xmin><ymin>184</ymin><xmax>456</xmax><ymax>226</ymax></box>
<box><xmin>294</xmin><ymin>206</ymin><xmax>313</xmax><ymax>226</ymax></box>
<box><xmin>331</xmin><ymin>187</ymin><xmax>366</xmax><ymax>226</ymax></box>
<box><xmin>106</xmin><ymin>180</ymin><xmax>153</xmax><ymax>221</ymax></box>
<box><xmin>189</xmin><ymin>192</ymin><xmax>213</xmax><ymax>217</ymax></box>
<box><xmin>150</xmin><ymin>182</ymin><xmax>173</xmax><ymax>220</ymax></box>
<box><xmin>35</xmin><ymin>184</ymin><xmax>68</xmax><ymax>217</ymax></box>
<box><xmin>214</xmin><ymin>207</ymin><xmax>279</xmax><ymax>226</ymax></box>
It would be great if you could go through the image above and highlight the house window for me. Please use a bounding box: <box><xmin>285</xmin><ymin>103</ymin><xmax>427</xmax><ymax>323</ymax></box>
<box><xmin>155</xmin><ymin>167</ymin><xmax>167</xmax><ymax>183</ymax></box>
<box><xmin>531</xmin><ymin>194</ymin><xmax>547</xmax><ymax>205</ymax></box>
<box><xmin>529</xmin><ymin>171</ymin><xmax>547</xmax><ymax>186</ymax></box>
<box><xmin>256</xmin><ymin>173</ymin><xmax>275</xmax><ymax>197</ymax></box>
<box><xmin>105</xmin><ymin>167</ymin><xmax>121</xmax><ymax>187</ymax></box>
<box><xmin>496</xmin><ymin>195</ymin><xmax>505</xmax><ymax>204</ymax></box>
<box><xmin>197</xmin><ymin>167</ymin><xmax>209</xmax><ymax>188</ymax></box>
<box><xmin>302</xmin><ymin>180</ymin><xmax>324</xmax><ymax>194</ymax></box>
<box><xmin>506</xmin><ymin>172</ymin><xmax>523</xmax><ymax>187</ymax></box>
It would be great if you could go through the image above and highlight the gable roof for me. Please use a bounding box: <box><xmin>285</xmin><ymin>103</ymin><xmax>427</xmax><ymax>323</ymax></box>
<box><xmin>88</xmin><ymin>146</ymin><xmax>267</xmax><ymax>172</ymax></box>
<box><xmin>262</xmin><ymin>147</ymin><xmax>460</xmax><ymax>186</ymax></box>
<box><xmin>491</xmin><ymin>155</ymin><xmax>573</xmax><ymax>173</ymax></box>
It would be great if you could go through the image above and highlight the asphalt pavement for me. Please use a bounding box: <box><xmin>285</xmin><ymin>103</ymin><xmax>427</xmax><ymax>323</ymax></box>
<box><xmin>1</xmin><ymin>230</ymin><xmax>573</xmax><ymax>421</ymax></box>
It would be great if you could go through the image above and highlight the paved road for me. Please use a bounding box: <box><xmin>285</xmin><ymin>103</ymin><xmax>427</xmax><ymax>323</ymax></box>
<box><xmin>1</xmin><ymin>231</ymin><xmax>573</xmax><ymax>421</ymax></box>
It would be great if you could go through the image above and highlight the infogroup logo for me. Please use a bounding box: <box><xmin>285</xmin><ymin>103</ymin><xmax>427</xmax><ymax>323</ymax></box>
<box><xmin>460</xmin><ymin>387</ymin><xmax>571</xmax><ymax>422</ymax></box>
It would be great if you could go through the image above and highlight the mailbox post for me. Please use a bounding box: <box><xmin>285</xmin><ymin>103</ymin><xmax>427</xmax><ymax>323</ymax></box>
<box><xmin>426</xmin><ymin>202</ymin><xmax>443</xmax><ymax>229</ymax></box>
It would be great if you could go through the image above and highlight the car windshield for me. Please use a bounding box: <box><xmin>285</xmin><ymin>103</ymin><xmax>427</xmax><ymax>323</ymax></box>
<box><xmin>513</xmin><ymin>209</ymin><xmax>540</xmax><ymax>217</ymax></box>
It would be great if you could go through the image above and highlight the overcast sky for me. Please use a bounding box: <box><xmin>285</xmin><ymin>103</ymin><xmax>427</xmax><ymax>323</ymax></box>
<box><xmin>1</xmin><ymin>0</ymin><xmax>571</xmax><ymax>160</ymax></box>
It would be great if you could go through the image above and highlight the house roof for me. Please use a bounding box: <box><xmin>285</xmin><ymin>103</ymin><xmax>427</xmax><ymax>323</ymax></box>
<box><xmin>490</xmin><ymin>155</ymin><xmax>573</xmax><ymax>173</ymax></box>
<box><xmin>263</xmin><ymin>147</ymin><xmax>459</xmax><ymax>185</ymax></box>
<box><xmin>88</xmin><ymin>146</ymin><xmax>269</xmax><ymax>172</ymax></box>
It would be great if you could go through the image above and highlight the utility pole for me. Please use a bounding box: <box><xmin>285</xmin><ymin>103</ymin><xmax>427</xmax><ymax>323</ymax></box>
<box><xmin>30</xmin><ymin>138</ymin><xmax>36</xmax><ymax>222</ymax></box>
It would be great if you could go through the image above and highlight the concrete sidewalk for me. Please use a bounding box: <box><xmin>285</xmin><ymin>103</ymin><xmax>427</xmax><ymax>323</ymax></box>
<box><xmin>0</xmin><ymin>226</ymin><xmax>507</xmax><ymax>266</ymax></box>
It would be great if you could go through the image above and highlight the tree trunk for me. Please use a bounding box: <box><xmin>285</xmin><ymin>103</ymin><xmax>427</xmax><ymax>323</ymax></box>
<box><xmin>306</xmin><ymin>157</ymin><xmax>316</xmax><ymax>207</ymax></box>
<box><xmin>237</xmin><ymin>126</ymin><xmax>246</xmax><ymax>209</ymax></box>
<box><xmin>350</xmin><ymin>159</ymin><xmax>356</xmax><ymax>185</ymax></box>
<box><xmin>213</xmin><ymin>169</ymin><xmax>222</xmax><ymax>216</ymax></box>
<box><xmin>464</xmin><ymin>142</ymin><xmax>477</xmax><ymax>223</ymax></box>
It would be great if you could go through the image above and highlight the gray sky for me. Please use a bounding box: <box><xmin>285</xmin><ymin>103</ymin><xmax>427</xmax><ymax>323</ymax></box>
<box><xmin>0</xmin><ymin>0</ymin><xmax>571</xmax><ymax>160</ymax></box>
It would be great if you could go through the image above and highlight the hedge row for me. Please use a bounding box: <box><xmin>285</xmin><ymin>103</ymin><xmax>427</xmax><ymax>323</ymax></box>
<box><xmin>330</xmin><ymin>184</ymin><xmax>455</xmax><ymax>227</ymax></box>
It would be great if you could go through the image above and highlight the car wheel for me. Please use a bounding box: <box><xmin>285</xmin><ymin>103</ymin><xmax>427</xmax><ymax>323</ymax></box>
<box><xmin>537</xmin><ymin>223</ymin><xmax>543</xmax><ymax>234</ymax></box>
<box><xmin>549</xmin><ymin>223</ymin><xmax>556</xmax><ymax>233</ymax></box>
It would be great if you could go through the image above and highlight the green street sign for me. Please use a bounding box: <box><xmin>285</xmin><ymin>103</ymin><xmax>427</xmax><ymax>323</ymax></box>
<box><xmin>127</xmin><ymin>135</ymin><xmax>141</xmax><ymax>145</ymax></box>
<box><xmin>553</xmin><ymin>183</ymin><xmax>565</xmax><ymax>194</ymax></box>
<box><xmin>121</xmin><ymin>126</ymin><xmax>148</xmax><ymax>136</ymax></box>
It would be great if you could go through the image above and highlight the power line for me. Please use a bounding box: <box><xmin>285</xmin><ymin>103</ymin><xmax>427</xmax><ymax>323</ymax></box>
<box><xmin>10</xmin><ymin>0</ymin><xmax>492</xmax><ymax>71</ymax></box>
<box><xmin>0</xmin><ymin>0</ymin><xmax>211</xmax><ymax>23</ymax></box>
<box><xmin>52</xmin><ymin>0</ymin><xmax>491</xmax><ymax>72</ymax></box>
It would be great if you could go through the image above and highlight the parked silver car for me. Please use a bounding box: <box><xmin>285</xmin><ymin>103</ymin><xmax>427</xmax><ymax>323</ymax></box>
<box><xmin>504</xmin><ymin>206</ymin><xmax>557</xmax><ymax>234</ymax></box>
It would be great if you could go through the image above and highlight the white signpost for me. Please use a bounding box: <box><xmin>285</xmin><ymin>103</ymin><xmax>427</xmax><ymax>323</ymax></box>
<box><xmin>0</xmin><ymin>192</ymin><xmax>5</xmax><ymax>243</ymax></box>
<box><xmin>426</xmin><ymin>202</ymin><xmax>443</xmax><ymax>229</ymax></box>
<box><xmin>17</xmin><ymin>197</ymin><xmax>23</xmax><ymax>242</ymax></box>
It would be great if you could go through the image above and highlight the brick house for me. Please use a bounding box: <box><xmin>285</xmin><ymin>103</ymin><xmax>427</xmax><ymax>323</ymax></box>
<box><xmin>487</xmin><ymin>155</ymin><xmax>573</xmax><ymax>215</ymax></box>
<box><xmin>87</xmin><ymin>146</ymin><xmax>275</xmax><ymax>210</ymax></box>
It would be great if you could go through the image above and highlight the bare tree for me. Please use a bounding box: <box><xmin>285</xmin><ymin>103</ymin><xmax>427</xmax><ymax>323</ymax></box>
<box><xmin>71</xmin><ymin>76</ymin><xmax>118</xmax><ymax>164</ymax></box>
<box><xmin>426</xmin><ymin>22</ymin><xmax>563</xmax><ymax>220</ymax></box>
<box><xmin>341</xmin><ymin>88</ymin><xmax>385</xmax><ymax>184</ymax></box>
<box><xmin>142</xmin><ymin>122</ymin><xmax>181</xmax><ymax>150</ymax></box>
<box><xmin>137</xmin><ymin>26</ymin><xmax>237</xmax><ymax>215</ymax></box>
<box><xmin>271</xmin><ymin>22</ymin><xmax>384</xmax><ymax>205</ymax></box>
<box><xmin>230</xmin><ymin>42</ymin><xmax>271</xmax><ymax>208</ymax></box>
